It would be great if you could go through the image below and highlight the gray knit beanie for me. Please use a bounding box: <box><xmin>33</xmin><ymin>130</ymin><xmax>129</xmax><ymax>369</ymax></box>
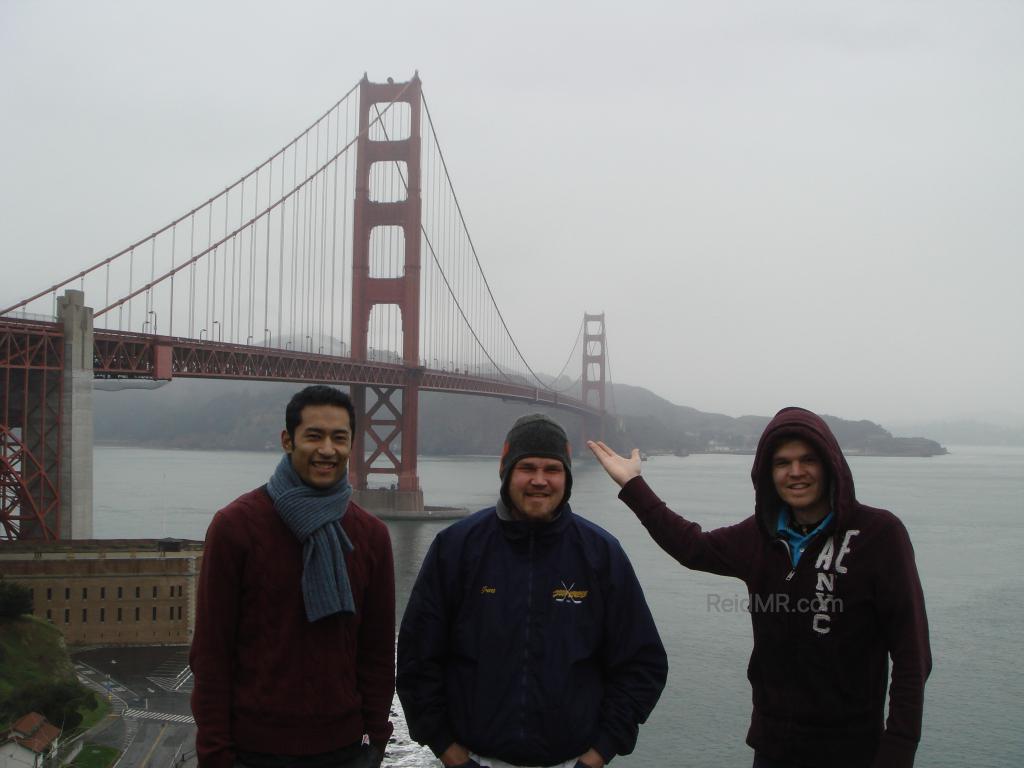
<box><xmin>498</xmin><ymin>413</ymin><xmax>573</xmax><ymax>505</ymax></box>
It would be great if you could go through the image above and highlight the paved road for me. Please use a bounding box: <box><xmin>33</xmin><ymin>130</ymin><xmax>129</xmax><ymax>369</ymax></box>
<box><xmin>74</xmin><ymin>646</ymin><xmax>196</xmax><ymax>768</ymax></box>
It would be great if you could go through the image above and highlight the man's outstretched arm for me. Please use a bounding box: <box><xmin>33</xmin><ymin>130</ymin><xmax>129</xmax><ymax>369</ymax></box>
<box><xmin>588</xmin><ymin>440</ymin><xmax>756</xmax><ymax>580</ymax></box>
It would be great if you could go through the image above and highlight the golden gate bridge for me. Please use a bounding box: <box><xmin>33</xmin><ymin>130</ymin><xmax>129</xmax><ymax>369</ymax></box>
<box><xmin>0</xmin><ymin>73</ymin><xmax>610</xmax><ymax>541</ymax></box>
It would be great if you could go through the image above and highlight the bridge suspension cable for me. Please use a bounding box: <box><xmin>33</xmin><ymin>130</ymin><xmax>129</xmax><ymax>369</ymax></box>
<box><xmin>3</xmin><ymin>77</ymin><xmax>591</xmax><ymax>404</ymax></box>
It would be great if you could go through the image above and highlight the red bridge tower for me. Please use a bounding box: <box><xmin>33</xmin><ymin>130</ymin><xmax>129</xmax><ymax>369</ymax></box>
<box><xmin>349</xmin><ymin>74</ymin><xmax>424</xmax><ymax>514</ymax></box>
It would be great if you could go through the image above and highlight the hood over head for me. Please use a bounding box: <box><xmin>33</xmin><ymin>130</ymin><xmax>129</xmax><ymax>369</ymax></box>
<box><xmin>751</xmin><ymin>406</ymin><xmax>857</xmax><ymax>534</ymax></box>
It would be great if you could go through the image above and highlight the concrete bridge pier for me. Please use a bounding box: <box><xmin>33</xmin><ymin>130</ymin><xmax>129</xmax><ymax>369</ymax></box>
<box><xmin>58</xmin><ymin>289</ymin><xmax>93</xmax><ymax>539</ymax></box>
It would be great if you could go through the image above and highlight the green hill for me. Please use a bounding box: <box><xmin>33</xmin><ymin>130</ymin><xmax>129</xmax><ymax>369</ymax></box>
<box><xmin>0</xmin><ymin>615</ymin><xmax>76</xmax><ymax>701</ymax></box>
<box><xmin>0</xmin><ymin>615</ymin><xmax>97</xmax><ymax>732</ymax></box>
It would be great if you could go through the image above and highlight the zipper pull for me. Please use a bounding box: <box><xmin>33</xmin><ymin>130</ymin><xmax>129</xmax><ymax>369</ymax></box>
<box><xmin>785</xmin><ymin>569</ymin><xmax>795</xmax><ymax>582</ymax></box>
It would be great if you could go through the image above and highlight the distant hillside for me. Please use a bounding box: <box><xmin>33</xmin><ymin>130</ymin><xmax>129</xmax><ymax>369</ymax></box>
<box><xmin>888</xmin><ymin>418</ymin><xmax>1024</xmax><ymax>447</ymax></box>
<box><xmin>93</xmin><ymin>378</ymin><xmax>946</xmax><ymax>456</ymax></box>
<box><xmin>609</xmin><ymin>383</ymin><xmax>946</xmax><ymax>457</ymax></box>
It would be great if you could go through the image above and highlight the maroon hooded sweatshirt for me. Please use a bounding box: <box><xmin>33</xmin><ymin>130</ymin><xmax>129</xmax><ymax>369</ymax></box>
<box><xmin>618</xmin><ymin>407</ymin><xmax>931</xmax><ymax>768</ymax></box>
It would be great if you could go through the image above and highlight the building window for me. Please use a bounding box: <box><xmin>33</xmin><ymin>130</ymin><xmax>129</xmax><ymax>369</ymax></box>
<box><xmin>65</xmin><ymin>587</ymin><xmax>70</xmax><ymax>600</ymax></box>
<box><xmin>82</xmin><ymin>587</ymin><xmax>88</xmax><ymax>599</ymax></box>
<box><xmin>118</xmin><ymin>586</ymin><xmax>123</xmax><ymax>599</ymax></box>
<box><xmin>46</xmin><ymin>609</ymin><xmax>52</xmax><ymax>621</ymax></box>
<box><xmin>135</xmin><ymin>587</ymin><xmax>141</xmax><ymax>599</ymax></box>
<box><xmin>64</xmin><ymin>609</ymin><xmax>70</xmax><ymax>624</ymax></box>
<box><xmin>135</xmin><ymin>607</ymin><xmax>140</xmax><ymax>621</ymax></box>
<box><xmin>100</xmin><ymin>608</ymin><xmax>106</xmax><ymax>623</ymax></box>
<box><xmin>117</xmin><ymin>607</ymin><xmax>123</xmax><ymax>622</ymax></box>
<box><xmin>47</xmin><ymin>587</ymin><xmax>52</xmax><ymax>600</ymax></box>
<box><xmin>101</xmin><ymin>587</ymin><xmax>106</xmax><ymax>599</ymax></box>
<box><xmin>82</xmin><ymin>608</ymin><xmax>88</xmax><ymax>623</ymax></box>
<box><xmin>177</xmin><ymin>606</ymin><xmax>183</xmax><ymax>620</ymax></box>
<box><xmin>151</xmin><ymin>607</ymin><xmax>157</xmax><ymax>621</ymax></box>
<box><xmin>169</xmin><ymin>606</ymin><xmax>174</xmax><ymax>620</ymax></box>
<box><xmin>153</xmin><ymin>586</ymin><xmax>158</xmax><ymax>599</ymax></box>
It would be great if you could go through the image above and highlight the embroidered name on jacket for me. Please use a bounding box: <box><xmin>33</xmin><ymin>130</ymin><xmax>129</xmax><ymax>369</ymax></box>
<box><xmin>811</xmin><ymin>529</ymin><xmax>861</xmax><ymax>635</ymax></box>
<box><xmin>552</xmin><ymin>581</ymin><xmax>588</xmax><ymax>604</ymax></box>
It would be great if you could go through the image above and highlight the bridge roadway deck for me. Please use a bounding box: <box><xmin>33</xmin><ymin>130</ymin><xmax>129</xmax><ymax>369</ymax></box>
<box><xmin>0</xmin><ymin>318</ymin><xmax>600</xmax><ymax>418</ymax></box>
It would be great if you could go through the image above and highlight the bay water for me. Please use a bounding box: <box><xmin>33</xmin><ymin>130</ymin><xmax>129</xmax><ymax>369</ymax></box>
<box><xmin>93</xmin><ymin>445</ymin><xmax>1024</xmax><ymax>767</ymax></box>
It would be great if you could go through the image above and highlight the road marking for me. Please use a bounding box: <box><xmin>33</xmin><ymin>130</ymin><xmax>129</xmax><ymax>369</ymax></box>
<box><xmin>124</xmin><ymin>709</ymin><xmax>195</xmax><ymax>725</ymax></box>
<box><xmin>137</xmin><ymin>723</ymin><xmax>167</xmax><ymax>768</ymax></box>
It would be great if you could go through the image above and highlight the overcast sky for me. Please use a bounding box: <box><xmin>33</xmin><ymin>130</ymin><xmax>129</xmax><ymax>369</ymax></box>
<box><xmin>2</xmin><ymin>0</ymin><xmax>1021</xmax><ymax>425</ymax></box>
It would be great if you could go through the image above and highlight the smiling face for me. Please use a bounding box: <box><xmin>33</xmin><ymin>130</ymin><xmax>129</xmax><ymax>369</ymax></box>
<box><xmin>771</xmin><ymin>438</ymin><xmax>830</xmax><ymax>524</ymax></box>
<box><xmin>280</xmin><ymin>403</ymin><xmax>352</xmax><ymax>489</ymax></box>
<box><xmin>506</xmin><ymin>456</ymin><xmax>566</xmax><ymax>523</ymax></box>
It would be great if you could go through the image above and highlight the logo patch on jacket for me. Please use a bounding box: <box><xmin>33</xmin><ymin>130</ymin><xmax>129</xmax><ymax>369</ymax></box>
<box><xmin>552</xmin><ymin>581</ymin><xmax>588</xmax><ymax>604</ymax></box>
<box><xmin>810</xmin><ymin>529</ymin><xmax>860</xmax><ymax>635</ymax></box>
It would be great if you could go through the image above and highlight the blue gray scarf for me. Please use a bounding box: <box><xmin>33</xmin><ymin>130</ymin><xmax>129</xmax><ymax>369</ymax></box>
<box><xmin>266</xmin><ymin>454</ymin><xmax>355</xmax><ymax>622</ymax></box>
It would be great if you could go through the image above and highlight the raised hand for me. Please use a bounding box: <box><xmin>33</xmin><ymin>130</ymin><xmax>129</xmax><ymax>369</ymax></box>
<box><xmin>586</xmin><ymin>440</ymin><xmax>642</xmax><ymax>488</ymax></box>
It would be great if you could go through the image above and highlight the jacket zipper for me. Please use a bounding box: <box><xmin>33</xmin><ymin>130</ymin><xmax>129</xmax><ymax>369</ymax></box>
<box><xmin>519</xmin><ymin>529</ymin><xmax>535</xmax><ymax>742</ymax></box>
<box><xmin>773</xmin><ymin>537</ymin><xmax>800</xmax><ymax>751</ymax></box>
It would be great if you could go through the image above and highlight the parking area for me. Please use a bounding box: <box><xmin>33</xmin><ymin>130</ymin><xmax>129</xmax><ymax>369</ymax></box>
<box><xmin>73</xmin><ymin>645</ymin><xmax>196</xmax><ymax>767</ymax></box>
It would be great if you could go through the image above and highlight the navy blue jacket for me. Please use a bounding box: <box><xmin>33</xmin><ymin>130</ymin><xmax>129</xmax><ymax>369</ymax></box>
<box><xmin>397</xmin><ymin>505</ymin><xmax>667</xmax><ymax>765</ymax></box>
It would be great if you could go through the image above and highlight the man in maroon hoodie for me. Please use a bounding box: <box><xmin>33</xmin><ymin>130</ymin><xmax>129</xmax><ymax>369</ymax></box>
<box><xmin>588</xmin><ymin>406</ymin><xmax>931</xmax><ymax>768</ymax></box>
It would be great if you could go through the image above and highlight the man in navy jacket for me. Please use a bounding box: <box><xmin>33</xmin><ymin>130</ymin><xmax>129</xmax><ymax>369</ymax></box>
<box><xmin>397</xmin><ymin>414</ymin><xmax>667</xmax><ymax>768</ymax></box>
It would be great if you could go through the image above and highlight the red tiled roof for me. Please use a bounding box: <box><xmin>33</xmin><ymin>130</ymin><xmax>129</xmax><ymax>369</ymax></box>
<box><xmin>11</xmin><ymin>712</ymin><xmax>45</xmax><ymax>736</ymax></box>
<box><xmin>8</xmin><ymin>712</ymin><xmax>60</xmax><ymax>754</ymax></box>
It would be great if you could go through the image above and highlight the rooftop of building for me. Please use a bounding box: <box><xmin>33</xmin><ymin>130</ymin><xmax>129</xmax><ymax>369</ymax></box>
<box><xmin>8</xmin><ymin>712</ymin><xmax>61</xmax><ymax>755</ymax></box>
<box><xmin>0</xmin><ymin>538</ymin><xmax>204</xmax><ymax>556</ymax></box>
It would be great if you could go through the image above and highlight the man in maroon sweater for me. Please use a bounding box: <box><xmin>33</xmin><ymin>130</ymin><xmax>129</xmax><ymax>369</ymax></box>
<box><xmin>190</xmin><ymin>386</ymin><xmax>395</xmax><ymax>768</ymax></box>
<box><xmin>588</xmin><ymin>406</ymin><xmax>931</xmax><ymax>768</ymax></box>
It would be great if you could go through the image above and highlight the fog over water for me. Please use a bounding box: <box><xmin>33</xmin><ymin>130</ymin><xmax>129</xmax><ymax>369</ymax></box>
<box><xmin>95</xmin><ymin>446</ymin><xmax>1024</xmax><ymax>767</ymax></box>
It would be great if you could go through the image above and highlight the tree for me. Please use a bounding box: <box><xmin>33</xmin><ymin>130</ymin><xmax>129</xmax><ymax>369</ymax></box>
<box><xmin>0</xmin><ymin>680</ymin><xmax>95</xmax><ymax>732</ymax></box>
<box><xmin>0</xmin><ymin>579</ymin><xmax>33</xmax><ymax>618</ymax></box>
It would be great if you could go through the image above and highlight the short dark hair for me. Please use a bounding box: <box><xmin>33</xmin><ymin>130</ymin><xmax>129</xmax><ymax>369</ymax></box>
<box><xmin>285</xmin><ymin>386</ymin><xmax>355</xmax><ymax>439</ymax></box>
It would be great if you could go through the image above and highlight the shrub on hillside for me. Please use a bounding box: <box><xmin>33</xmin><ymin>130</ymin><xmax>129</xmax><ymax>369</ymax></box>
<box><xmin>0</xmin><ymin>580</ymin><xmax>33</xmax><ymax>619</ymax></box>
<box><xmin>0</xmin><ymin>680</ymin><xmax>95</xmax><ymax>732</ymax></box>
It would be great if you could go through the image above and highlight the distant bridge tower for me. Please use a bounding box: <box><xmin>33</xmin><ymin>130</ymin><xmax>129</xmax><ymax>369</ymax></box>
<box><xmin>349</xmin><ymin>74</ymin><xmax>424</xmax><ymax>514</ymax></box>
<box><xmin>581</xmin><ymin>312</ymin><xmax>606</xmax><ymax>443</ymax></box>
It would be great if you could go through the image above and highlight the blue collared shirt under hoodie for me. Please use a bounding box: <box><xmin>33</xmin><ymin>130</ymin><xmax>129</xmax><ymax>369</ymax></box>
<box><xmin>776</xmin><ymin>506</ymin><xmax>834</xmax><ymax>567</ymax></box>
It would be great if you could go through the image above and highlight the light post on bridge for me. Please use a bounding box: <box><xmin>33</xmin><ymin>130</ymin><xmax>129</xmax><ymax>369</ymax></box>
<box><xmin>212</xmin><ymin>320</ymin><xmax>221</xmax><ymax>341</ymax></box>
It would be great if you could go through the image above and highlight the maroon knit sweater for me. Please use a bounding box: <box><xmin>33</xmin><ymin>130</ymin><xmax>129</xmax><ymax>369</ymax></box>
<box><xmin>618</xmin><ymin>407</ymin><xmax>931</xmax><ymax>768</ymax></box>
<box><xmin>189</xmin><ymin>487</ymin><xmax>395</xmax><ymax>768</ymax></box>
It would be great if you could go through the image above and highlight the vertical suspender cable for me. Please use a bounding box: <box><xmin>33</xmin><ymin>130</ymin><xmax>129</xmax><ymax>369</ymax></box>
<box><xmin>264</xmin><ymin>161</ymin><xmax>272</xmax><ymax>346</ymax></box>
<box><xmin>330</xmin><ymin>107</ymin><xmax>339</xmax><ymax>355</ymax></box>
<box><xmin>189</xmin><ymin>213</ymin><xmax>196</xmax><ymax>338</ymax></box>
<box><xmin>169</xmin><ymin>225</ymin><xmax>176</xmax><ymax>336</ymax></box>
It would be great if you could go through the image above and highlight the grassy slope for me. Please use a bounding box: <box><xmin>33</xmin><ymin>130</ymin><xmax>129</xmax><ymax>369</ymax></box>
<box><xmin>0</xmin><ymin>615</ymin><xmax>85</xmax><ymax>729</ymax></box>
<box><xmin>71</xmin><ymin>743</ymin><xmax>120</xmax><ymax>768</ymax></box>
